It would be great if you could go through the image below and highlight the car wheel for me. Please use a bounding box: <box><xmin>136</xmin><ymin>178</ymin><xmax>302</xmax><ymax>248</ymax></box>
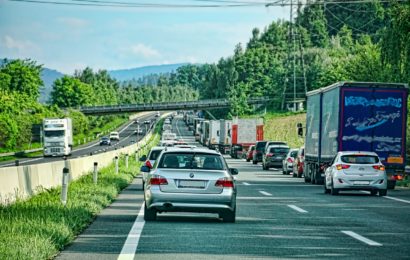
<box><xmin>220</xmin><ymin>208</ymin><xmax>236</xmax><ymax>223</ymax></box>
<box><xmin>262</xmin><ymin>164</ymin><xmax>267</xmax><ymax>170</ymax></box>
<box><xmin>282</xmin><ymin>168</ymin><xmax>286</xmax><ymax>175</ymax></box>
<box><xmin>379</xmin><ymin>189</ymin><xmax>387</xmax><ymax>196</ymax></box>
<box><xmin>370</xmin><ymin>190</ymin><xmax>378</xmax><ymax>196</ymax></box>
<box><xmin>304</xmin><ymin>175</ymin><xmax>310</xmax><ymax>183</ymax></box>
<box><xmin>324</xmin><ymin>181</ymin><xmax>330</xmax><ymax>194</ymax></box>
<box><xmin>330</xmin><ymin>181</ymin><xmax>339</xmax><ymax>196</ymax></box>
<box><xmin>144</xmin><ymin>203</ymin><xmax>157</xmax><ymax>221</ymax></box>
<box><xmin>292</xmin><ymin>171</ymin><xmax>296</xmax><ymax>177</ymax></box>
<box><xmin>311</xmin><ymin>173</ymin><xmax>316</xmax><ymax>184</ymax></box>
<box><xmin>246</xmin><ymin>158</ymin><xmax>250</xmax><ymax>162</ymax></box>
<box><xmin>252</xmin><ymin>160</ymin><xmax>257</xmax><ymax>165</ymax></box>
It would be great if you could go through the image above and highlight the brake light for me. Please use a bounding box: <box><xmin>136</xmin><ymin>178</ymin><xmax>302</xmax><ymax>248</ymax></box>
<box><xmin>393</xmin><ymin>175</ymin><xmax>404</xmax><ymax>181</ymax></box>
<box><xmin>266</xmin><ymin>153</ymin><xmax>273</xmax><ymax>157</ymax></box>
<box><xmin>145</xmin><ymin>160</ymin><xmax>152</xmax><ymax>169</ymax></box>
<box><xmin>215</xmin><ymin>178</ymin><xmax>234</xmax><ymax>188</ymax></box>
<box><xmin>336</xmin><ymin>164</ymin><xmax>350</xmax><ymax>170</ymax></box>
<box><xmin>150</xmin><ymin>176</ymin><xmax>168</xmax><ymax>185</ymax></box>
<box><xmin>287</xmin><ymin>158</ymin><xmax>294</xmax><ymax>163</ymax></box>
<box><xmin>372</xmin><ymin>165</ymin><xmax>385</xmax><ymax>171</ymax></box>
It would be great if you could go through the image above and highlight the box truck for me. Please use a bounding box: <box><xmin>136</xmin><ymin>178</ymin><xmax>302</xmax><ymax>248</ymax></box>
<box><xmin>208</xmin><ymin>120</ymin><xmax>220</xmax><ymax>150</ymax></box>
<box><xmin>219</xmin><ymin>119</ymin><xmax>232</xmax><ymax>154</ymax></box>
<box><xmin>304</xmin><ymin>82</ymin><xmax>408</xmax><ymax>189</ymax></box>
<box><xmin>43</xmin><ymin>118</ymin><xmax>73</xmax><ymax>157</ymax></box>
<box><xmin>230</xmin><ymin>118</ymin><xmax>264</xmax><ymax>159</ymax></box>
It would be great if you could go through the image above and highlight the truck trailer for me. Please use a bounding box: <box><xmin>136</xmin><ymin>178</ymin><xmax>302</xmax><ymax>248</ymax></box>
<box><xmin>230</xmin><ymin>117</ymin><xmax>264</xmax><ymax>159</ymax></box>
<box><xmin>219</xmin><ymin>119</ymin><xmax>232</xmax><ymax>154</ymax></box>
<box><xmin>43</xmin><ymin>118</ymin><xmax>73</xmax><ymax>157</ymax></box>
<box><xmin>304</xmin><ymin>82</ymin><xmax>408</xmax><ymax>189</ymax></box>
<box><xmin>208</xmin><ymin>120</ymin><xmax>220</xmax><ymax>150</ymax></box>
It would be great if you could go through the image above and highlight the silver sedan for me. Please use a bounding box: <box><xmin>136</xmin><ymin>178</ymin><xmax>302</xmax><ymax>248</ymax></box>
<box><xmin>324</xmin><ymin>151</ymin><xmax>387</xmax><ymax>196</ymax></box>
<box><xmin>140</xmin><ymin>147</ymin><xmax>238</xmax><ymax>222</ymax></box>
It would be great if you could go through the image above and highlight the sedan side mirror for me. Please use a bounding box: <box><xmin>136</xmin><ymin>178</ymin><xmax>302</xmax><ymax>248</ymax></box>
<box><xmin>139</xmin><ymin>155</ymin><xmax>147</xmax><ymax>162</ymax></box>
<box><xmin>230</xmin><ymin>168</ymin><xmax>239</xmax><ymax>175</ymax></box>
<box><xmin>140</xmin><ymin>165</ymin><xmax>150</xmax><ymax>172</ymax></box>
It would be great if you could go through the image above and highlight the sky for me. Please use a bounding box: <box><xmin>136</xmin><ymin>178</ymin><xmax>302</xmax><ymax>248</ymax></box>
<box><xmin>0</xmin><ymin>0</ymin><xmax>290</xmax><ymax>74</ymax></box>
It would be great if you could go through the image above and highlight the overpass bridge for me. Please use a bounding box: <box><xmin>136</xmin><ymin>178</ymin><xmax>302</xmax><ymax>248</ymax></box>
<box><xmin>80</xmin><ymin>97</ymin><xmax>272</xmax><ymax>115</ymax></box>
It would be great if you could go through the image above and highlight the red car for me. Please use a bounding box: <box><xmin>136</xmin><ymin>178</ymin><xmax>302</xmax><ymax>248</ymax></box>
<box><xmin>246</xmin><ymin>145</ymin><xmax>255</xmax><ymax>162</ymax></box>
<box><xmin>292</xmin><ymin>146</ymin><xmax>304</xmax><ymax>178</ymax></box>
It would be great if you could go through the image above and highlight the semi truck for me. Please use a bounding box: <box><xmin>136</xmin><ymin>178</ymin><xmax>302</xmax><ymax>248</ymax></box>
<box><xmin>219</xmin><ymin>119</ymin><xmax>232</xmax><ymax>154</ymax></box>
<box><xmin>208</xmin><ymin>120</ymin><xmax>220</xmax><ymax>150</ymax></box>
<box><xmin>200</xmin><ymin>120</ymin><xmax>210</xmax><ymax>146</ymax></box>
<box><xmin>230</xmin><ymin>117</ymin><xmax>264</xmax><ymax>159</ymax></box>
<box><xmin>193</xmin><ymin>118</ymin><xmax>204</xmax><ymax>142</ymax></box>
<box><xmin>304</xmin><ymin>82</ymin><xmax>408</xmax><ymax>189</ymax></box>
<box><xmin>43</xmin><ymin>118</ymin><xmax>73</xmax><ymax>157</ymax></box>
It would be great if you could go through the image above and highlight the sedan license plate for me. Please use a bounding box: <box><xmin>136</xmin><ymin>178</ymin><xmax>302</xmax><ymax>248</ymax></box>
<box><xmin>178</xmin><ymin>180</ymin><xmax>206</xmax><ymax>188</ymax></box>
<box><xmin>354</xmin><ymin>181</ymin><xmax>369</xmax><ymax>185</ymax></box>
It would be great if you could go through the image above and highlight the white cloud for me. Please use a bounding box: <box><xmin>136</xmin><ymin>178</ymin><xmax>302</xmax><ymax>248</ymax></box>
<box><xmin>58</xmin><ymin>17</ymin><xmax>88</xmax><ymax>28</ymax></box>
<box><xmin>2</xmin><ymin>35</ymin><xmax>33</xmax><ymax>51</ymax></box>
<box><xmin>128</xmin><ymin>43</ymin><xmax>161</xmax><ymax>59</ymax></box>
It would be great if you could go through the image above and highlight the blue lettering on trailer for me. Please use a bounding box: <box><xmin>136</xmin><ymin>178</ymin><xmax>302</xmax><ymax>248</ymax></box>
<box><xmin>345</xmin><ymin>96</ymin><xmax>402</xmax><ymax>108</ymax></box>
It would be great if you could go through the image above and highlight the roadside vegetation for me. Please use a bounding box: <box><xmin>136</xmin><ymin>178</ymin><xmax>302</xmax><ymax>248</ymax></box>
<box><xmin>0</xmin><ymin>124</ymin><xmax>161</xmax><ymax>259</ymax></box>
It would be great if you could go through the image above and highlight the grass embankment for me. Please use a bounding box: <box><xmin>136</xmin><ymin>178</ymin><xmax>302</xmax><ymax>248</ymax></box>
<box><xmin>263</xmin><ymin>112</ymin><xmax>306</xmax><ymax>149</ymax></box>
<box><xmin>0</xmin><ymin>127</ymin><xmax>161</xmax><ymax>259</ymax></box>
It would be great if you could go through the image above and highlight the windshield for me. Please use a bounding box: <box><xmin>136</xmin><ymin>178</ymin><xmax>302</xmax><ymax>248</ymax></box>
<box><xmin>256</xmin><ymin>141</ymin><xmax>267</xmax><ymax>151</ymax></box>
<box><xmin>44</xmin><ymin>130</ymin><xmax>65</xmax><ymax>137</ymax></box>
<box><xmin>341</xmin><ymin>155</ymin><xmax>380</xmax><ymax>164</ymax></box>
<box><xmin>158</xmin><ymin>153</ymin><xmax>225</xmax><ymax>170</ymax></box>
<box><xmin>269</xmin><ymin>147</ymin><xmax>289</xmax><ymax>154</ymax></box>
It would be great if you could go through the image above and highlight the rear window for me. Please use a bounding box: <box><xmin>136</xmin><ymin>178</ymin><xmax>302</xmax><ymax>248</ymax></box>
<box><xmin>268</xmin><ymin>141</ymin><xmax>287</xmax><ymax>146</ymax></box>
<box><xmin>269</xmin><ymin>147</ymin><xmax>290</xmax><ymax>153</ymax></box>
<box><xmin>158</xmin><ymin>153</ymin><xmax>225</xmax><ymax>170</ymax></box>
<box><xmin>256</xmin><ymin>141</ymin><xmax>267</xmax><ymax>150</ymax></box>
<box><xmin>149</xmin><ymin>150</ymin><xmax>163</xmax><ymax>160</ymax></box>
<box><xmin>290</xmin><ymin>151</ymin><xmax>298</xmax><ymax>158</ymax></box>
<box><xmin>341</xmin><ymin>155</ymin><xmax>379</xmax><ymax>164</ymax></box>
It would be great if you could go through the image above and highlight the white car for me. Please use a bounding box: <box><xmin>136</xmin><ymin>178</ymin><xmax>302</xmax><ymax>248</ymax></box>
<box><xmin>324</xmin><ymin>151</ymin><xmax>387</xmax><ymax>196</ymax></box>
<box><xmin>109</xmin><ymin>131</ymin><xmax>120</xmax><ymax>141</ymax></box>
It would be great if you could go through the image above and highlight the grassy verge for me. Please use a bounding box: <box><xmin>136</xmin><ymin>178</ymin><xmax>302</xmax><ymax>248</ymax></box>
<box><xmin>0</xmin><ymin>128</ymin><xmax>161</xmax><ymax>259</ymax></box>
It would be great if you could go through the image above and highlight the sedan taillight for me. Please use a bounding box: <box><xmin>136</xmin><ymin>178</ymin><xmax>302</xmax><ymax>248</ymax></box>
<box><xmin>287</xmin><ymin>158</ymin><xmax>294</xmax><ymax>163</ymax></box>
<box><xmin>215</xmin><ymin>178</ymin><xmax>234</xmax><ymax>188</ymax></box>
<box><xmin>372</xmin><ymin>165</ymin><xmax>385</xmax><ymax>171</ymax></box>
<box><xmin>150</xmin><ymin>176</ymin><xmax>168</xmax><ymax>185</ymax></box>
<box><xmin>266</xmin><ymin>153</ymin><xmax>274</xmax><ymax>157</ymax></box>
<box><xmin>336</xmin><ymin>164</ymin><xmax>350</xmax><ymax>170</ymax></box>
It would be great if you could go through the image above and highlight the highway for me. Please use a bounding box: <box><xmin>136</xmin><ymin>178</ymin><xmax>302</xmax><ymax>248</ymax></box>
<box><xmin>0</xmin><ymin>113</ymin><xmax>157</xmax><ymax>168</ymax></box>
<box><xmin>57</xmin><ymin>116</ymin><xmax>410</xmax><ymax>260</ymax></box>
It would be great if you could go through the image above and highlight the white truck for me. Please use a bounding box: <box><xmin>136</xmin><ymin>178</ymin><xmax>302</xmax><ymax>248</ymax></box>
<box><xmin>230</xmin><ymin>117</ymin><xmax>264</xmax><ymax>159</ymax></box>
<box><xmin>219</xmin><ymin>119</ymin><xmax>232</xmax><ymax>154</ymax></box>
<box><xmin>208</xmin><ymin>120</ymin><xmax>220</xmax><ymax>150</ymax></box>
<box><xmin>200</xmin><ymin>120</ymin><xmax>210</xmax><ymax>146</ymax></box>
<box><xmin>43</xmin><ymin>118</ymin><xmax>73</xmax><ymax>157</ymax></box>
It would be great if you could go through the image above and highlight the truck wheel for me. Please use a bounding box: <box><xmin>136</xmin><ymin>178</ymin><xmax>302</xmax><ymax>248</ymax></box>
<box><xmin>331</xmin><ymin>181</ymin><xmax>339</xmax><ymax>195</ymax></box>
<box><xmin>144</xmin><ymin>203</ymin><xmax>157</xmax><ymax>221</ymax></box>
<box><xmin>379</xmin><ymin>189</ymin><xmax>387</xmax><ymax>196</ymax></box>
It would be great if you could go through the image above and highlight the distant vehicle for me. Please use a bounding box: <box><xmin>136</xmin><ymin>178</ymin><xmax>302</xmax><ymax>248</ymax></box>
<box><xmin>99</xmin><ymin>136</ymin><xmax>111</xmax><ymax>146</ymax></box>
<box><xmin>134</xmin><ymin>119</ymin><xmax>139</xmax><ymax>124</ymax></box>
<box><xmin>218</xmin><ymin>119</ymin><xmax>232</xmax><ymax>154</ymax></box>
<box><xmin>231</xmin><ymin>117</ymin><xmax>264</xmax><ymax>159</ymax></box>
<box><xmin>263</xmin><ymin>141</ymin><xmax>288</xmax><ymax>156</ymax></box>
<box><xmin>144</xmin><ymin>120</ymin><xmax>150</xmax><ymax>124</ymax></box>
<box><xmin>140</xmin><ymin>147</ymin><xmax>238</xmax><ymax>222</ymax></box>
<box><xmin>246</xmin><ymin>145</ymin><xmax>255</xmax><ymax>162</ymax></box>
<box><xmin>208</xmin><ymin>120</ymin><xmax>220</xmax><ymax>150</ymax></box>
<box><xmin>160</xmin><ymin>140</ymin><xmax>176</xmax><ymax>147</ymax></box>
<box><xmin>109</xmin><ymin>131</ymin><xmax>120</xmax><ymax>141</ymax></box>
<box><xmin>324</xmin><ymin>151</ymin><xmax>387</xmax><ymax>196</ymax></box>
<box><xmin>135</xmin><ymin>127</ymin><xmax>143</xmax><ymax>135</ymax></box>
<box><xmin>164</xmin><ymin>118</ymin><xmax>171</xmax><ymax>124</ymax></box>
<box><xmin>292</xmin><ymin>147</ymin><xmax>305</xmax><ymax>178</ymax></box>
<box><xmin>139</xmin><ymin>146</ymin><xmax>165</xmax><ymax>189</ymax></box>
<box><xmin>162</xmin><ymin>132</ymin><xmax>177</xmax><ymax>141</ymax></box>
<box><xmin>253</xmin><ymin>141</ymin><xmax>267</xmax><ymax>164</ymax></box>
<box><xmin>304</xmin><ymin>82</ymin><xmax>408</xmax><ymax>188</ymax></box>
<box><xmin>262</xmin><ymin>145</ymin><xmax>290</xmax><ymax>170</ymax></box>
<box><xmin>174</xmin><ymin>144</ymin><xmax>196</xmax><ymax>149</ymax></box>
<box><xmin>155</xmin><ymin>111</ymin><xmax>160</xmax><ymax>117</ymax></box>
<box><xmin>163</xmin><ymin>124</ymin><xmax>172</xmax><ymax>131</ymax></box>
<box><xmin>282</xmin><ymin>149</ymin><xmax>298</xmax><ymax>174</ymax></box>
<box><xmin>43</xmin><ymin>118</ymin><xmax>73</xmax><ymax>157</ymax></box>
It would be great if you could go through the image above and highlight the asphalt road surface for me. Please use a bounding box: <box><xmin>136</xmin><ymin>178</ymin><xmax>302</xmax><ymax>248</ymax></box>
<box><xmin>57</xmin><ymin>116</ymin><xmax>410</xmax><ymax>260</ymax></box>
<box><xmin>0</xmin><ymin>113</ymin><xmax>157</xmax><ymax>168</ymax></box>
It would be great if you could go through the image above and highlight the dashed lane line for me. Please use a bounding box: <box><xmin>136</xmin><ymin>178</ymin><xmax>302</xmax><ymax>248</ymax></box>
<box><xmin>242</xmin><ymin>182</ymin><xmax>251</xmax><ymax>186</ymax></box>
<box><xmin>259</xmin><ymin>191</ymin><xmax>272</xmax><ymax>196</ymax></box>
<box><xmin>341</xmin><ymin>231</ymin><xmax>382</xmax><ymax>246</ymax></box>
<box><xmin>287</xmin><ymin>205</ymin><xmax>308</xmax><ymax>213</ymax></box>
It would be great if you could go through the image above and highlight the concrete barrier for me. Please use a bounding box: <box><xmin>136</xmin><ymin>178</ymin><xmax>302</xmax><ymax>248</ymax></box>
<box><xmin>0</xmin><ymin>121</ymin><xmax>158</xmax><ymax>205</ymax></box>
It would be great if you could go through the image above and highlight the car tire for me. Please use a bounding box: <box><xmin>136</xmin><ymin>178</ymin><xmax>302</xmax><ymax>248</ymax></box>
<box><xmin>282</xmin><ymin>168</ymin><xmax>286</xmax><ymax>175</ymax></box>
<box><xmin>304</xmin><ymin>176</ymin><xmax>310</xmax><ymax>183</ymax></box>
<box><xmin>330</xmin><ymin>181</ymin><xmax>339</xmax><ymax>196</ymax></box>
<box><xmin>221</xmin><ymin>208</ymin><xmax>236</xmax><ymax>223</ymax></box>
<box><xmin>370</xmin><ymin>190</ymin><xmax>378</xmax><ymax>196</ymax></box>
<box><xmin>324</xmin><ymin>182</ymin><xmax>330</xmax><ymax>194</ymax></box>
<box><xmin>379</xmin><ymin>189</ymin><xmax>387</xmax><ymax>196</ymax></box>
<box><xmin>262</xmin><ymin>164</ymin><xmax>267</xmax><ymax>170</ymax></box>
<box><xmin>144</xmin><ymin>203</ymin><xmax>157</xmax><ymax>221</ymax></box>
<box><xmin>246</xmin><ymin>158</ymin><xmax>250</xmax><ymax>162</ymax></box>
<box><xmin>292</xmin><ymin>171</ymin><xmax>296</xmax><ymax>177</ymax></box>
<box><xmin>252</xmin><ymin>160</ymin><xmax>257</xmax><ymax>165</ymax></box>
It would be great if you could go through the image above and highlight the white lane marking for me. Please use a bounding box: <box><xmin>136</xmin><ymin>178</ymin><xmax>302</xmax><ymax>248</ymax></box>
<box><xmin>288</xmin><ymin>205</ymin><xmax>308</xmax><ymax>213</ymax></box>
<box><xmin>243</xmin><ymin>182</ymin><xmax>251</xmax><ymax>186</ymax></box>
<box><xmin>385</xmin><ymin>196</ymin><xmax>410</xmax><ymax>204</ymax></box>
<box><xmin>259</xmin><ymin>191</ymin><xmax>272</xmax><ymax>196</ymax></box>
<box><xmin>118</xmin><ymin>203</ymin><xmax>145</xmax><ymax>260</ymax></box>
<box><xmin>341</xmin><ymin>231</ymin><xmax>382</xmax><ymax>246</ymax></box>
<box><xmin>361</xmin><ymin>191</ymin><xmax>410</xmax><ymax>204</ymax></box>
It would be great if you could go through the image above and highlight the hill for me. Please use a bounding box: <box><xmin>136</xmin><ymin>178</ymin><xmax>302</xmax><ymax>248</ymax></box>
<box><xmin>39</xmin><ymin>68</ymin><xmax>64</xmax><ymax>103</ymax></box>
<box><xmin>108</xmin><ymin>63</ymin><xmax>188</xmax><ymax>81</ymax></box>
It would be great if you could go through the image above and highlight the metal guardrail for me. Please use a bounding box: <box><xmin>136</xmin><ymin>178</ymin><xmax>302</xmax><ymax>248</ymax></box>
<box><xmin>79</xmin><ymin>97</ymin><xmax>272</xmax><ymax>115</ymax></box>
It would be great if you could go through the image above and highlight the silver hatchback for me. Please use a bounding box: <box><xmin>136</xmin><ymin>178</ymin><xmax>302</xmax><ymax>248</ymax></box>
<box><xmin>141</xmin><ymin>147</ymin><xmax>238</xmax><ymax>222</ymax></box>
<box><xmin>324</xmin><ymin>151</ymin><xmax>387</xmax><ymax>196</ymax></box>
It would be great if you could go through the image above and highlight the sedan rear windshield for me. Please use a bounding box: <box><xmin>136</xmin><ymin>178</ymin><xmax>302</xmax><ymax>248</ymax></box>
<box><xmin>269</xmin><ymin>147</ymin><xmax>290</xmax><ymax>154</ymax></box>
<box><xmin>290</xmin><ymin>151</ymin><xmax>298</xmax><ymax>158</ymax></box>
<box><xmin>341</xmin><ymin>155</ymin><xmax>380</xmax><ymax>164</ymax></box>
<box><xmin>256</xmin><ymin>141</ymin><xmax>267</xmax><ymax>150</ymax></box>
<box><xmin>158</xmin><ymin>153</ymin><xmax>225</xmax><ymax>170</ymax></box>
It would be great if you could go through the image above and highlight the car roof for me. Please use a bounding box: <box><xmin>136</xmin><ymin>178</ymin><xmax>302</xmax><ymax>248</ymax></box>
<box><xmin>162</xmin><ymin>147</ymin><xmax>220</xmax><ymax>154</ymax></box>
<box><xmin>149</xmin><ymin>146</ymin><xmax>166</xmax><ymax>151</ymax></box>
<box><xmin>110</xmin><ymin>131</ymin><xmax>119</xmax><ymax>134</ymax></box>
<box><xmin>338</xmin><ymin>151</ymin><xmax>379</xmax><ymax>156</ymax></box>
<box><xmin>267</xmin><ymin>145</ymin><xmax>290</xmax><ymax>148</ymax></box>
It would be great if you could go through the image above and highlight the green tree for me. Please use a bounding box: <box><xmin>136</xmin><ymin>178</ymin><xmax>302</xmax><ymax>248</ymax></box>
<box><xmin>51</xmin><ymin>76</ymin><xmax>94</xmax><ymax>107</ymax></box>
